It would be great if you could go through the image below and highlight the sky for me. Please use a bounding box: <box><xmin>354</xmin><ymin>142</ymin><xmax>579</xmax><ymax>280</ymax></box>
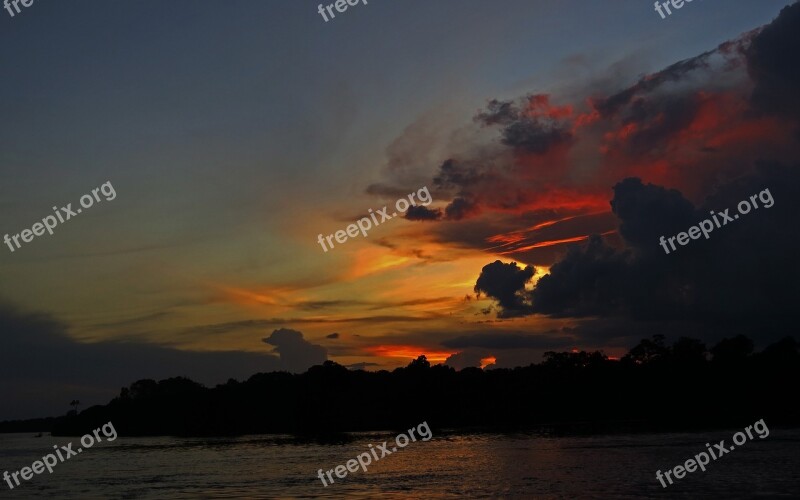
<box><xmin>1</xmin><ymin>0</ymin><xmax>798</xmax><ymax>419</ymax></box>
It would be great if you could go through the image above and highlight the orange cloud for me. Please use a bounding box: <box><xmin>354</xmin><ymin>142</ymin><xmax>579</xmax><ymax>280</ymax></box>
<box><xmin>497</xmin><ymin>230</ymin><xmax>616</xmax><ymax>255</ymax></box>
<box><xmin>215</xmin><ymin>285</ymin><xmax>299</xmax><ymax>308</ymax></box>
<box><xmin>485</xmin><ymin>213</ymin><xmax>600</xmax><ymax>251</ymax></box>
<box><xmin>365</xmin><ymin>345</ymin><xmax>455</xmax><ymax>363</ymax></box>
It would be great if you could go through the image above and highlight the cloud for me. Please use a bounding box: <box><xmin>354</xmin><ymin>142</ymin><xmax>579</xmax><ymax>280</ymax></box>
<box><xmin>530</xmin><ymin>234</ymin><xmax>631</xmax><ymax>317</ymax></box>
<box><xmin>746</xmin><ymin>2</ymin><xmax>800</xmax><ymax>120</ymax></box>
<box><xmin>347</xmin><ymin>5</ymin><xmax>800</xmax><ymax>358</ymax></box>
<box><xmin>500</xmin><ymin>119</ymin><xmax>572</xmax><ymax>155</ymax></box>
<box><xmin>528</xmin><ymin>162</ymin><xmax>800</xmax><ymax>339</ymax></box>
<box><xmin>443</xmin><ymin>350</ymin><xmax>487</xmax><ymax>370</ymax></box>
<box><xmin>433</xmin><ymin>159</ymin><xmax>487</xmax><ymax>190</ymax></box>
<box><xmin>358</xmin><ymin>5</ymin><xmax>800</xmax><ymax>341</ymax></box>
<box><xmin>262</xmin><ymin>328</ymin><xmax>327</xmax><ymax>373</ymax></box>
<box><xmin>444</xmin><ymin>196</ymin><xmax>481</xmax><ymax>221</ymax></box>
<box><xmin>609</xmin><ymin>178</ymin><xmax>696</xmax><ymax>256</ymax></box>
<box><xmin>473</xmin><ymin>260</ymin><xmax>536</xmax><ymax>317</ymax></box>
<box><xmin>0</xmin><ymin>302</ymin><xmax>281</xmax><ymax>420</ymax></box>
<box><xmin>473</xmin><ymin>98</ymin><xmax>518</xmax><ymax>126</ymax></box>
<box><xmin>326</xmin><ymin>332</ymin><xmax>340</xmax><ymax>339</ymax></box>
<box><xmin>405</xmin><ymin>205</ymin><xmax>443</xmax><ymax>221</ymax></box>
<box><xmin>476</xmin><ymin>94</ymin><xmax>574</xmax><ymax>154</ymax></box>
<box><xmin>592</xmin><ymin>47</ymin><xmax>717</xmax><ymax>118</ymax></box>
<box><xmin>371</xmin><ymin>5</ymin><xmax>800</xmax><ymax>269</ymax></box>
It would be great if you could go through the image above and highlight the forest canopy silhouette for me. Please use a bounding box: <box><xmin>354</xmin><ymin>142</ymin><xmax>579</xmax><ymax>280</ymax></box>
<box><xmin>2</xmin><ymin>334</ymin><xmax>796</xmax><ymax>437</ymax></box>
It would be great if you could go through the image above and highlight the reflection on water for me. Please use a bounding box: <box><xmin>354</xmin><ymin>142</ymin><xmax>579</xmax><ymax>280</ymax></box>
<box><xmin>0</xmin><ymin>428</ymin><xmax>798</xmax><ymax>498</ymax></box>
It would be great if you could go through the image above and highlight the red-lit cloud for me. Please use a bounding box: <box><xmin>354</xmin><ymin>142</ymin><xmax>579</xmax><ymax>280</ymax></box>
<box><xmin>369</xmin><ymin>10</ymin><xmax>800</xmax><ymax>268</ymax></box>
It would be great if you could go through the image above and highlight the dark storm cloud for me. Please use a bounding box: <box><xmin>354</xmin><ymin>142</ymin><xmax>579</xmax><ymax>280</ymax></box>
<box><xmin>474</xmin><ymin>260</ymin><xmax>536</xmax><ymax>317</ymax></box>
<box><xmin>0</xmin><ymin>302</ymin><xmax>282</xmax><ymax>420</ymax></box>
<box><xmin>388</xmin><ymin>4</ymin><xmax>800</xmax><ymax>347</ymax></box>
<box><xmin>475</xmin><ymin>95</ymin><xmax>573</xmax><ymax>154</ymax></box>
<box><xmin>433</xmin><ymin>159</ymin><xmax>486</xmax><ymax>190</ymax></box>
<box><xmin>500</xmin><ymin>117</ymin><xmax>572</xmax><ymax>154</ymax></box>
<box><xmin>474</xmin><ymin>99</ymin><xmax>518</xmax><ymax>126</ymax></box>
<box><xmin>429</xmin><ymin>158</ymin><xmax>496</xmax><ymax>221</ymax></box>
<box><xmin>376</xmin><ymin>3</ymin><xmax>800</xmax><ymax>254</ymax></box>
<box><xmin>610</xmin><ymin>178</ymin><xmax>696</xmax><ymax>256</ymax></box>
<box><xmin>444</xmin><ymin>196</ymin><xmax>480</xmax><ymax>221</ymax></box>
<box><xmin>530</xmin><ymin>234</ymin><xmax>631</xmax><ymax>317</ymax></box>
<box><xmin>746</xmin><ymin>2</ymin><xmax>800</xmax><ymax>119</ymax></box>
<box><xmin>593</xmin><ymin>47</ymin><xmax>716</xmax><ymax>118</ymax></box>
<box><xmin>405</xmin><ymin>205</ymin><xmax>443</xmax><ymax>221</ymax></box>
<box><xmin>472</xmin><ymin>154</ymin><xmax>800</xmax><ymax>345</ymax></box>
<box><xmin>528</xmin><ymin>163</ymin><xmax>800</xmax><ymax>339</ymax></box>
<box><xmin>620</xmin><ymin>93</ymin><xmax>704</xmax><ymax>154</ymax></box>
<box><xmin>262</xmin><ymin>328</ymin><xmax>327</xmax><ymax>373</ymax></box>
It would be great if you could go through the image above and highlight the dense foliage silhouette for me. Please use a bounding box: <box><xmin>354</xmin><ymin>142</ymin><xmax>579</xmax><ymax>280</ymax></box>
<box><xmin>2</xmin><ymin>335</ymin><xmax>797</xmax><ymax>437</ymax></box>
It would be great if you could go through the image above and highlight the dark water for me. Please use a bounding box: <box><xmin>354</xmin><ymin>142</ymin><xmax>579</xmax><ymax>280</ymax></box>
<box><xmin>1</xmin><ymin>428</ymin><xmax>798</xmax><ymax>499</ymax></box>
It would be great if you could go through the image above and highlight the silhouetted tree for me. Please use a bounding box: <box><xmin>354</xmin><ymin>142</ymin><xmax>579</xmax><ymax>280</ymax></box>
<box><xmin>31</xmin><ymin>333</ymin><xmax>798</xmax><ymax>438</ymax></box>
<box><xmin>623</xmin><ymin>334</ymin><xmax>669</xmax><ymax>364</ymax></box>
<box><xmin>407</xmin><ymin>355</ymin><xmax>431</xmax><ymax>371</ymax></box>
<box><xmin>129</xmin><ymin>379</ymin><xmax>158</xmax><ymax>400</ymax></box>
<box><xmin>543</xmin><ymin>350</ymin><xmax>607</xmax><ymax>369</ymax></box>
<box><xmin>711</xmin><ymin>335</ymin><xmax>754</xmax><ymax>364</ymax></box>
<box><xmin>758</xmin><ymin>336</ymin><xmax>799</xmax><ymax>363</ymax></box>
<box><xmin>672</xmin><ymin>337</ymin><xmax>707</xmax><ymax>364</ymax></box>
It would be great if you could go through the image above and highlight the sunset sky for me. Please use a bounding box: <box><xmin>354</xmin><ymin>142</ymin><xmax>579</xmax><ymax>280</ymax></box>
<box><xmin>2</xmin><ymin>0</ymin><xmax>799</xmax><ymax>419</ymax></box>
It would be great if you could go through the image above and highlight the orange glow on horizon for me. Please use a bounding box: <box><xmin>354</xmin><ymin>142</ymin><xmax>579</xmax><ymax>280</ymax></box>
<box><xmin>480</xmin><ymin>356</ymin><xmax>497</xmax><ymax>369</ymax></box>
<box><xmin>365</xmin><ymin>345</ymin><xmax>454</xmax><ymax>363</ymax></box>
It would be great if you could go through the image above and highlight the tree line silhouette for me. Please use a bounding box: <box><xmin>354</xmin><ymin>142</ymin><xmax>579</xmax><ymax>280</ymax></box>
<box><xmin>2</xmin><ymin>334</ymin><xmax>797</xmax><ymax>437</ymax></box>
